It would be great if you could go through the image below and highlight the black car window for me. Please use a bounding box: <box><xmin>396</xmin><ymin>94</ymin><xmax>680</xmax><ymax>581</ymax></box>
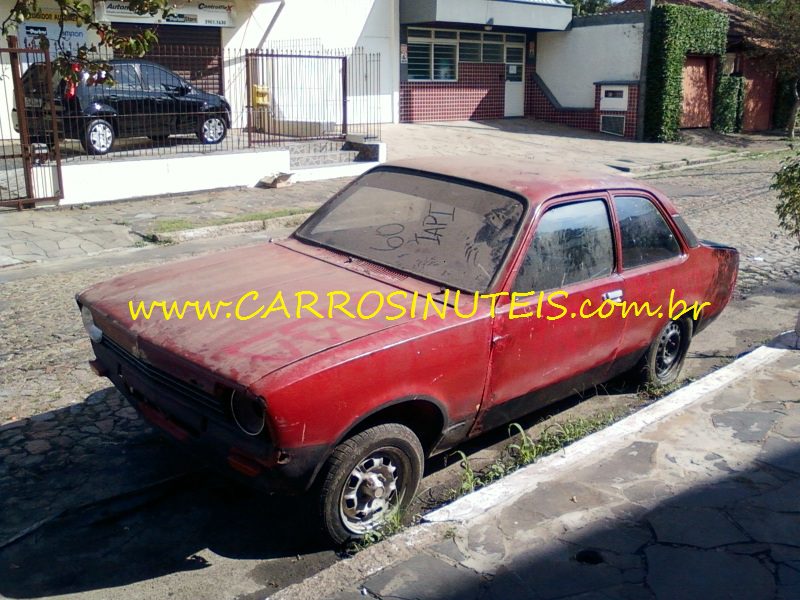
<box><xmin>514</xmin><ymin>199</ymin><xmax>614</xmax><ymax>293</ymax></box>
<box><xmin>614</xmin><ymin>196</ymin><xmax>682</xmax><ymax>269</ymax></box>
<box><xmin>139</xmin><ymin>64</ymin><xmax>183</xmax><ymax>92</ymax></box>
<box><xmin>111</xmin><ymin>64</ymin><xmax>142</xmax><ymax>91</ymax></box>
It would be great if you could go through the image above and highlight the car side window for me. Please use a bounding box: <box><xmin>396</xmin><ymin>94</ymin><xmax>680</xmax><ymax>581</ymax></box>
<box><xmin>139</xmin><ymin>65</ymin><xmax>183</xmax><ymax>92</ymax></box>
<box><xmin>514</xmin><ymin>199</ymin><xmax>614</xmax><ymax>293</ymax></box>
<box><xmin>614</xmin><ymin>196</ymin><xmax>681</xmax><ymax>269</ymax></box>
<box><xmin>111</xmin><ymin>64</ymin><xmax>142</xmax><ymax>91</ymax></box>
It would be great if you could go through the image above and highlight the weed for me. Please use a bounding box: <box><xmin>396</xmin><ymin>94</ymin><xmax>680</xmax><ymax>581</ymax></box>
<box><xmin>345</xmin><ymin>507</ymin><xmax>407</xmax><ymax>554</ymax></box>
<box><xmin>152</xmin><ymin>218</ymin><xmax>194</xmax><ymax>234</ymax></box>
<box><xmin>637</xmin><ymin>381</ymin><xmax>682</xmax><ymax>402</ymax></box>
<box><xmin>208</xmin><ymin>207</ymin><xmax>311</xmax><ymax>227</ymax></box>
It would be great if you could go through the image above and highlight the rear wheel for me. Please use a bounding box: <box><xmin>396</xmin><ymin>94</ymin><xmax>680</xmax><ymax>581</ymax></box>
<box><xmin>197</xmin><ymin>114</ymin><xmax>227</xmax><ymax>144</ymax></box>
<box><xmin>81</xmin><ymin>119</ymin><xmax>114</xmax><ymax>155</ymax></box>
<box><xmin>641</xmin><ymin>318</ymin><xmax>692</xmax><ymax>386</ymax></box>
<box><xmin>318</xmin><ymin>423</ymin><xmax>423</xmax><ymax>545</ymax></box>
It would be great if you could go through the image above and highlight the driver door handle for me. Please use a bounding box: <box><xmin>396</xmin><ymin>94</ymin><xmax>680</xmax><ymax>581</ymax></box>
<box><xmin>602</xmin><ymin>289</ymin><xmax>624</xmax><ymax>302</ymax></box>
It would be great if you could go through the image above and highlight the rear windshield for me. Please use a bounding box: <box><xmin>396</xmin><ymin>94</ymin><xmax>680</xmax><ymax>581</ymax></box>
<box><xmin>295</xmin><ymin>169</ymin><xmax>525</xmax><ymax>291</ymax></box>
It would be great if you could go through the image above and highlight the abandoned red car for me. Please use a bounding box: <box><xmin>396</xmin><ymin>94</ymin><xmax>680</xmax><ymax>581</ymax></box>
<box><xmin>77</xmin><ymin>159</ymin><xmax>738</xmax><ymax>543</ymax></box>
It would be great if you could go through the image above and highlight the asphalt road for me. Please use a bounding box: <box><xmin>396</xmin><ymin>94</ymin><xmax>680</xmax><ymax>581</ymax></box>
<box><xmin>0</xmin><ymin>156</ymin><xmax>798</xmax><ymax>600</ymax></box>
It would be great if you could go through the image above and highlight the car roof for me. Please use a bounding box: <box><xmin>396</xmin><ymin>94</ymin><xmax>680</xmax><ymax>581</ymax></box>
<box><xmin>379</xmin><ymin>157</ymin><xmax>669</xmax><ymax>213</ymax></box>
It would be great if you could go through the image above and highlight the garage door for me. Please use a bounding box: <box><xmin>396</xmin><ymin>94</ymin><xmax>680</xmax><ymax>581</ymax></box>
<box><xmin>742</xmin><ymin>57</ymin><xmax>776</xmax><ymax>132</ymax></box>
<box><xmin>680</xmin><ymin>56</ymin><xmax>713</xmax><ymax>129</ymax></box>
<box><xmin>111</xmin><ymin>24</ymin><xmax>223</xmax><ymax>94</ymax></box>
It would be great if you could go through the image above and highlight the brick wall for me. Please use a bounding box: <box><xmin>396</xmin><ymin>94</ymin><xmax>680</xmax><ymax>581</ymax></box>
<box><xmin>400</xmin><ymin>63</ymin><xmax>505</xmax><ymax>122</ymax></box>
<box><xmin>525</xmin><ymin>70</ymin><xmax>640</xmax><ymax>139</ymax></box>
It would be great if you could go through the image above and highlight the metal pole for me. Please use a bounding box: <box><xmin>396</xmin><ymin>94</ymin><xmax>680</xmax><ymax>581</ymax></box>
<box><xmin>342</xmin><ymin>55</ymin><xmax>348</xmax><ymax>137</ymax></box>
<box><xmin>8</xmin><ymin>36</ymin><xmax>35</xmax><ymax>208</ymax></box>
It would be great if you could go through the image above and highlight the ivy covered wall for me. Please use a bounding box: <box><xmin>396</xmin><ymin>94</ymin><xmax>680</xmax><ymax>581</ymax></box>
<box><xmin>644</xmin><ymin>4</ymin><xmax>729</xmax><ymax>141</ymax></box>
<box><xmin>713</xmin><ymin>74</ymin><xmax>744</xmax><ymax>134</ymax></box>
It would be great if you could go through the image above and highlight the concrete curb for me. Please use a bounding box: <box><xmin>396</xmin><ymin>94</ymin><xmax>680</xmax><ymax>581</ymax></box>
<box><xmin>271</xmin><ymin>345</ymin><xmax>789</xmax><ymax>600</ymax></box>
<box><xmin>615</xmin><ymin>147</ymin><xmax>790</xmax><ymax>176</ymax></box>
<box><xmin>425</xmin><ymin>345</ymin><xmax>787</xmax><ymax>523</ymax></box>
<box><xmin>135</xmin><ymin>212</ymin><xmax>312</xmax><ymax>244</ymax></box>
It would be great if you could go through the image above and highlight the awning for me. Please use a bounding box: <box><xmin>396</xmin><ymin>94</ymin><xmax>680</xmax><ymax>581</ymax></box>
<box><xmin>400</xmin><ymin>0</ymin><xmax>573</xmax><ymax>31</ymax></box>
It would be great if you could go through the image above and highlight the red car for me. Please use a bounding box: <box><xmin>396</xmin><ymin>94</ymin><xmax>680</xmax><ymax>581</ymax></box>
<box><xmin>77</xmin><ymin>159</ymin><xmax>738</xmax><ymax>543</ymax></box>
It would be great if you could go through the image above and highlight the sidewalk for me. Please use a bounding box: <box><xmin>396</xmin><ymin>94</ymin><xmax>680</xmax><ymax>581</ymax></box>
<box><xmin>277</xmin><ymin>335</ymin><xmax>800</xmax><ymax>600</ymax></box>
<box><xmin>0</xmin><ymin>119</ymin><xmax>790</xmax><ymax>270</ymax></box>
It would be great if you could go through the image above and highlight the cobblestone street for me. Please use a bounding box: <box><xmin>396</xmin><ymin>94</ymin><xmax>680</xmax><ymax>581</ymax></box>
<box><xmin>0</xmin><ymin>155</ymin><xmax>798</xmax><ymax>599</ymax></box>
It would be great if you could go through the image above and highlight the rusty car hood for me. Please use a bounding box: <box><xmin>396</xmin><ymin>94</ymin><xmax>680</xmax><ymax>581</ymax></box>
<box><xmin>78</xmin><ymin>241</ymin><xmax>430</xmax><ymax>387</ymax></box>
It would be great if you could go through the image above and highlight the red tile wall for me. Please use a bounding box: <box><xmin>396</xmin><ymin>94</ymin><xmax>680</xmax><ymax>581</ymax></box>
<box><xmin>400</xmin><ymin>63</ymin><xmax>505</xmax><ymax>122</ymax></box>
<box><xmin>525</xmin><ymin>71</ymin><xmax>640</xmax><ymax>139</ymax></box>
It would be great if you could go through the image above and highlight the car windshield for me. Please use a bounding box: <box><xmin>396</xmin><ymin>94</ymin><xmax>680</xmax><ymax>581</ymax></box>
<box><xmin>295</xmin><ymin>169</ymin><xmax>525</xmax><ymax>291</ymax></box>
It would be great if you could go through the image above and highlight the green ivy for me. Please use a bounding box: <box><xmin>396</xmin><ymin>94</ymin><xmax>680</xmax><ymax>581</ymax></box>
<box><xmin>713</xmin><ymin>74</ymin><xmax>744</xmax><ymax>133</ymax></box>
<box><xmin>773</xmin><ymin>76</ymin><xmax>798</xmax><ymax>131</ymax></box>
<box><xmin>644</xmin><ymin>5</ymin><xmax>729</xmax><ymax>141</ymax></box>
<box><xmin>772</xmin><ymin>149</ymin><xmax>800</xmax><ymax>249</ymax></box>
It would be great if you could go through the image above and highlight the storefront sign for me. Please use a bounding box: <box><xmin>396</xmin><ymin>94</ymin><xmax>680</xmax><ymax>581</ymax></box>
<box><xmin>400</xmin><ymin>43</ymin><xmax>408</xmax><ymax>64</ymax></box>
<box><xmin>21</xmin><ymin>17</ymin><xmax>87</xmax><ymax>51</ymax></box>
<box><xmin>96</xmin><ymin>1</ymin><xmax>236</xmax><ymax>27</ymax></box>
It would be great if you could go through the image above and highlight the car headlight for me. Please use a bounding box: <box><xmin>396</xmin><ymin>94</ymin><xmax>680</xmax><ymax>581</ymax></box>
<box><xmin>231</xmin><ymin>391</ymin><xmax>266</xmax><ymax>436</ymax></box>
<box><xmin>81</xmin><ymin>305</ymin><xmax>103</xmax><ymax>343</ymax></box>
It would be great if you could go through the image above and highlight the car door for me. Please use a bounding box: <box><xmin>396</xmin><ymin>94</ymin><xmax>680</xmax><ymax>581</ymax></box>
<box><xmin>611</xmin><ymin>193</ymin><xmax>689</xmax><ymax>371</ymax></box>
<box><xmin>478</xmin><ymin>195</ymin><xmax>626</xmax><ymax>432</ymax></box>
<box><xmin>102</xmin><ymin>63</ymin><xmax>147</xmax><ymax>138</ymax></box>
<box><xmin>138</xmin><ymin>64</ymin><xmax>186</xmax><ymax>136</ymax></box>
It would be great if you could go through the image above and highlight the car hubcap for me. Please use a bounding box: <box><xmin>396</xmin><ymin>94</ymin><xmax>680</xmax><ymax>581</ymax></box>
<box><xmin>655</xmin><ymin>321</ymin><xmax>682</xmax><ymax>378</ymax></box>
<box><xmin>340</xmin><ymin>453</ymin><xmax>401</xmax><ymax>534</ymax></box>
<box><xmin>202</xmin><ymin>118</ymin><xmax>224</xmax><ymax>142</ymax></box>
<box><xmin>89</xmin><ymin>123</ymin><xmax>112</xmax><ymax>152</ymax></box>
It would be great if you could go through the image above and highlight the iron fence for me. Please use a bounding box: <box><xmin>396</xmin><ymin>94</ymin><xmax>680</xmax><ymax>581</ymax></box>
<box><xmin>0</xmin><ymin>43</ymin><xmax>63</xmax><ymax>208</ymax></box>
<box><xmin>3</xmin><ymin>44</ymin><xmax>382</xmax><ymax>165</ymax></box>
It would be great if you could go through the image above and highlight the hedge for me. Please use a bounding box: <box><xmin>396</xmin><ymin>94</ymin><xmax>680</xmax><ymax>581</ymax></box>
<box><xmin>644</xmin><ymin>4</ymin><xmax>729</xmax><ymax>141</ymax></box>
<box><xmin>713</xmin><ymin>74</ymin><xmax>744</xmax><ymax>134</ymax></box>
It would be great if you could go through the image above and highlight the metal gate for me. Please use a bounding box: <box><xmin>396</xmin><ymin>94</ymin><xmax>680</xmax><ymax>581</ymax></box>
<box><xmin>244</xmin><ymin>48</ymin><xmax>381</xmax><ymax>146</ymax></box>
<box><xmin>0</xmin><ymin>42</ymin><xmax>63</xmax><ymax>209</ymax></box>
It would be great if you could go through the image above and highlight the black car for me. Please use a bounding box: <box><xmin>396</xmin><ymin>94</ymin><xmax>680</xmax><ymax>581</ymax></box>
<box><xmin>14</xmin><ymin>60</ymin><xmax>232</xmax><ymax>155</ymax></box>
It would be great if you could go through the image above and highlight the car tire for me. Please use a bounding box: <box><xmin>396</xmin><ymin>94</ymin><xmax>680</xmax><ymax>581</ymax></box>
<box><xmin>318</xmin><ymin>423</ymin><xmax>424</xmax><ymax>545</ymax></box>
<box><xmin>640</xmin><ymin>318</ymin><xmax>693</xmax><ymax>386</ymax></box>
<box><xmin>81</xmin><ymin>119</ymin><xmax>115</xmax><ymax>155</ymax></box>
<box><xmin>197</xmin><ymin>114</ymin><xmax>227</xmax><ymax>144</ymax></box>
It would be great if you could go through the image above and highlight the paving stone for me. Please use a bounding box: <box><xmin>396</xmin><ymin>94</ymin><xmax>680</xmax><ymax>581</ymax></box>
<box><xmin>559</xmin><ymin>520</ymin><xmax>653</xmax><ymax>555</ymax></box>
<box><xmin>499</xmin><ymin>481</ymin><xmax>616</xmax><ymax>530</ymax></box>
<box><xmin>646</xmin><ymin>545</ymin><xmax>775</xmax><ymax>600</ymax></box>
<box><xmin>729</xmin><ymin>506</ymin><xmax>800</xmax><ymax>547</ymax></box>
<box><xmin>759</xmin><ymin>435</ymin><xmax>800</xmax><ymax>475</ymax></box>
<box><xmin>647</xmin><ymin>506</ymin><xmax>750</xmax><ymax>548</ymax></box>
<box><xmin>24</xmin><ymin>439</ymin><xmax>51</xmax><ymax>454</ymax></box>
<box><xmin>711</xmin><ymin>411</ymin><xmax>780</xmax><ymax>443</ymax></box>
<box><xmin>572</xmin><ymin>441</ymin><xmax>658</xmax><ymax>487</ymax></box>
<box><xmin>96</xmin><ymin>418</ymin><xmax>114</xmax><ymax>434</ymax></box>
<box><xmin>361</xmin><ymin>554</ymin><xmax>482</xmax><ymax>600</ymax></box>
<box><xmin>774</xmin><ymin>412</ymin><xmax>800</xmax><ymax>439</ymax></box>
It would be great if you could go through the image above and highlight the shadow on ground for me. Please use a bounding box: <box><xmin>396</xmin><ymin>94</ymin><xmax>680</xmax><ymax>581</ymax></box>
<box><xmin>365</xmin><ymin>445</ymin><xmax>800</xmax><ymax>600</ymax></box>
<box><xmin>0</xmin><ymin>388</ymin><xmax>333</xmax><ymax>598</ymax></box>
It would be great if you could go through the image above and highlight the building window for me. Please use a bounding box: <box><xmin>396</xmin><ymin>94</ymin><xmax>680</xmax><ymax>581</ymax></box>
<box><xmin>407</xmin><ymin>28</ymin><xmax>527</xmax><ymax>78</ymax></box>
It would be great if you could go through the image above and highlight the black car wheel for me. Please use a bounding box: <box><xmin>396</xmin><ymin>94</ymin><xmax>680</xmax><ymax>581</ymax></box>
<box><xmin>318</xmin><ymin>424</ymin><xmax>423</xmax><ymax>545</ymax></box>
<box><xmin>197</xmin><ymin>115</ymin><xmax>227</xmax><ymax>144</ymax></box>
<box><xmin>81</xmin><ymin>119</ymin><xmax>115</xmax><ymax>155</ymax></box>
<box><xmin>641</xmin><ymin>318</ymin><xmax>692</xmax><ymax>386</ymax></box>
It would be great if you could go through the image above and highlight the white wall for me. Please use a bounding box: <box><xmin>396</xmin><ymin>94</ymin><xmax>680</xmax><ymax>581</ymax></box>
<box><xmin>537</xmin><ymin>22</ymin><xmax>643</xmax><ymax>109</ymax></box>
<box><xmin>223</xmin><ymin>0</ymin><xmax>399</xmax><ymax>124</ymax></box>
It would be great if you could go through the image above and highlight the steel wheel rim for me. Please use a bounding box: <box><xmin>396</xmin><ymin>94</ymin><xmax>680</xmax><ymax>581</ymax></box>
<box><xmin>202</xmin><ymin>117</ymin><xmax>224</xmax><ymax>142</ymax></box>
<box><xmin>89</xmin><ymin>123</ymin><xmax>113</xmax><ymax>152</ymax></box>
<box><xmin>339</xmin><ymin>451</ymin><xmax>402</xmax><ymax>534</ymax></box>
<box><xmin>655</xmin><ymin>321</ymin><xmax>682</xmax><ymax>378</ymax></box>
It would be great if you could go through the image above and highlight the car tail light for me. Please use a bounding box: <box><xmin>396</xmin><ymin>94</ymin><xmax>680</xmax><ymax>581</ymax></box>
<box><xmin>230</xmin><ymin>392</ymin><xmax>266</xmax><ymax>436</ymax></box>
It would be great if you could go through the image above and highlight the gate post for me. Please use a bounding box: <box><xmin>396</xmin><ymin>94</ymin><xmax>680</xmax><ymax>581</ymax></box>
<box><xmin>8</xmin><ymin>36</ymin><xmax>35</xmax><ymax>208</ymax></box>
<box><xmin>245</xmin><ymin>49</ymin><xmax>252</xmax><ymax>148</ymax></box>
<box><xmin>341</xmin><ymin>56</ymin><xmax>348</xmax><ymax>137</ymax></box>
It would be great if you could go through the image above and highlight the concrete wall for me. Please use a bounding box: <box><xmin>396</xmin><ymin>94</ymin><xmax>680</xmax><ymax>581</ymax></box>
<box><xmin>223</xmin><ymin>0</ymin><xmax>400</xmax><ymax>124</ymax></box>
<box><xmin>537</xmin><ymin>21</ymin><xmax>644</xmax><ymax>109</ymax></box>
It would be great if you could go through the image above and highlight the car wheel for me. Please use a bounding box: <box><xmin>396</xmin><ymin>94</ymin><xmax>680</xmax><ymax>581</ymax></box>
<box><xmin>641</xmin><ymin>318</ymin><xmax>692</xmax><ymax>386</ymax></box>
<box><xmin>81</xmin><ymin>119</ymin><xmax>114</xmax><ymax>155</ymax></box>
<box><xmin>318</xmin><ymin>423</ymin><xmax>423</xmax><ymax>545</ymax></box>
<box><xmin>197</xmin><ymin>115</ymin><xmax>227</xmax><ymax>144</ymax></box>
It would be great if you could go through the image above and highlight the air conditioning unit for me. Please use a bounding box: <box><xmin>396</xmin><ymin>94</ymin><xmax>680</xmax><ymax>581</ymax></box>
<box><xmin>600</xmin><ymin>115</ymin><xmax>625</xmax><ymax>137</ymax></box>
